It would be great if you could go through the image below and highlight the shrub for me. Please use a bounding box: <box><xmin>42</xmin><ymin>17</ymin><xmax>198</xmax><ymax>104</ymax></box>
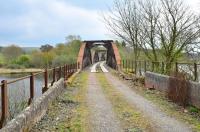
<box><xmin>52</xmin><ymin>55</ymin><xmax>76</xmax><ymax>67</ymax></box>
<box><xmin>6</xmin><ymin>64</ymin><xmax>24</xmax><ymax>69</ymax></box>
<box><xmin>15</xmin><ymin>55</ymin><xmax>31</xmax><ymax>68</ymax></box>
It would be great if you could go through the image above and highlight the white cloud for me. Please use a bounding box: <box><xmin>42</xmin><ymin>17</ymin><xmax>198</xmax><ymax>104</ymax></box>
<box><xmin>0</xmin><ymin>0</ymin><xmax>110</xmax><ymax>45</ymax></box>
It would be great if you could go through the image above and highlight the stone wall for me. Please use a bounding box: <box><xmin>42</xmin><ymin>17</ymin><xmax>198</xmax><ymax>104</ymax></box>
<box><xmin>145</xmin><ymin>72</ymin><xmax>200</xmax><ymax>109</ymax></box>
<box><xmin>0</xmin><ymin>78</ymin><xmax>65</xmax><ymax>132</ymax></box>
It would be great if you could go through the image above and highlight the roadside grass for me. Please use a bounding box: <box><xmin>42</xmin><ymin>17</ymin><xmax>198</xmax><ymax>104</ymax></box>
<box><xmin>32</xmin><ymin>71</ymin><xmax>90</xmax><ymax>132</ymax></box>
<box><xmin>96</xmin><ymin>73</ymin><xmax>154</xmax><ymax>132</ymax></box>
<box><xmin>112</xmin><ymin>70</ymin><xmax>200</xmax><ymax>131</ymax></box>
<box><xmin>59</xmin><ymin>71</ymin><xmax>89</xmax><ymax>132</ymax></box>
<box><xmin>141</xmin><ymin>89</ymin><xmax>200</xmax><ymax>131</ymax></box>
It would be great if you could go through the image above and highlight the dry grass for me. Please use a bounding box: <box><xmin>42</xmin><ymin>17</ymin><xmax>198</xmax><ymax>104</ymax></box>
<box><xmin>114</xmin><ymin>71</ymin><xmax>200</xmax><ymax>131</ymax></box>
<box><xmin>0</xmin><ymin>68</ymin><xmax>43</xmax><ymax>74</ymax></box>
<box><xmin>97</xmin><ymin>73</ymin><xmax>154</xmax><ymax>132</ymax></box>
<box><xmin>63</xmin><ymin>71</ymin><xmax>90</xmax><ymax>132</ymax></box>
<box><xmin>32</xmin><ymin>71</ymin><xmax>90</xmax><ymax>132</ymax></box>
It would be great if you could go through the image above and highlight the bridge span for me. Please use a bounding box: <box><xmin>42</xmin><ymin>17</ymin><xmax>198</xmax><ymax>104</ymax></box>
<box><xmin>77</xmin><ymin>40</ymin><xmax>121</xmax><ymax>70</ymax></box>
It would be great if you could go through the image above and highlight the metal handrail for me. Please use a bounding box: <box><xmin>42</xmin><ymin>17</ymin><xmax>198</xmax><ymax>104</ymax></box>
<box><xmin>0</xmin><ymin>62</ymin><xmax>79</xmax><ymax>128</ymax></box>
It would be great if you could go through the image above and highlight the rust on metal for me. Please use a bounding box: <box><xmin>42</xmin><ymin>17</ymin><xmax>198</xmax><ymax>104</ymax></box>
<box><xmin>0</xmin><ymin>80</ymin><xmax>9</xmax><ymax>128</ymax></box>
<box><xmin>28</xmin><ymin>73</ymin><xmax>34</xmax><ymax>105</ymax></box>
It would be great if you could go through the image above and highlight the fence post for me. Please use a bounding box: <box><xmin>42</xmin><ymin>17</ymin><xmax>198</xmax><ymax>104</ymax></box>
<box><xmin>66</xmin><ymin>65</ymin><xmax>68</xmax><ymax>78</ymax></box>
<box><xmin>43</xmin><ymin>69</ymin><xmax>48</xmax><ymax>93</ymax></box>
<box><xmin>162</xmin><ymin>62</ymin><xmax>165</xmax><ymax>73</ymax></box>
<box><xmin>125</xmin><ymin>60</ymin><xmax>127</xmax><ymax>72</ymax></box>
<box><xmin>64</xmin><ymin>65</ymin><xmax>66</xmax><ymax>80</ymax></box>
<box><xmin>144</xmin><ymin>61</ymin><xmax>147</xmax><ymax>72</ymax></box>
<box><xmin>51</xmin><ymin>67</ymin><xmax>56</xmax><ymax>86</ymax></box>
<box><xmin>135</xmin><ymin>61</ymin><xmax>137</xmax><ymax>75</ymax></box>
<box><xmin>175</xmin><ymin>62</ymin><xmax>178</xmax><ymax>73</ymax></box>
<box><xmin>194</xmin><ymin>63</ymin><xmax>198</xmax><ymax>81</ymax></box>
<box><xmin>28</xmin><ymin>73</ymin><xmax>34</xmax><ymax>105</ymax></box>
<box><xmin>122</xmin><ymin>60</ymin><xmax>124</xmax><ymax>70</ymax></box>
<box><xmin>0</xmin><ymin>80</ymin><xmax>9</xmax><ymax>128</ymax></box>
<box><xmin>131</xmin><ymin>60</ymin><xmax>134</xmax><ymax>73</ymax></box>
<box><xmin>73</xmin><ymin>63</ymin><xmax>75</xmax><ymax>73</ymax></box>
<box><xmin>139</xmin><ymin>61</ymin><xmax>142</xmax><ymax>76</ymax></box>
<box><xmin>152</xmin><ymin>62</ymin><xmax>154</xmax><ymax>72</ymax></box>
<box><xmin>59</xmin><ymin>66</ymin><xmax>62</xmax><ymax>79</ymax></box>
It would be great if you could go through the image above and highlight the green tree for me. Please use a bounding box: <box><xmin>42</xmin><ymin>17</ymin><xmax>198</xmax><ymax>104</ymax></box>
<box><xmin>65</xmin><ymin>35</ymin><xmax>81</xmax><ymax>43</ymax></box>
<box><xmin>40</xmin><ymin>44</ymin><xmax>53</xmax><ymax>52</ymax></box>
<box><xmin>15</xmin><ymin>55</ymin><xmax>31</xmax><ymax>68</ymax></box>
<box><xmin>2</xmin><ymin>45</ymin><xmax>23</xmax><ymax>61</ymax></box>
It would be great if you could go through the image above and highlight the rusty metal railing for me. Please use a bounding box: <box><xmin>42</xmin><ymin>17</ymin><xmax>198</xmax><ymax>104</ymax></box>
<box><xmin>0</xmin><ymin>62</ymin><xmax>79</xmax><ymax>128</ymax></box>
<box><xmin>121</xmin><ymin>60</ymin><xmax>200</xmax><ymax>82</ymax></box>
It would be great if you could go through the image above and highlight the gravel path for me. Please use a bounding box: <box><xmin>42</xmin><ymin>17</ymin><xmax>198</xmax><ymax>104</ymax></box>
<box><xmin>104</xmin><ymin>73</ymin><xmax>192</xmax><ymax>132</ymax></box>
<box><xmin>87</xmin><ymin>73</ymin><xmax>123</xmax><ymax>132</ymax></box>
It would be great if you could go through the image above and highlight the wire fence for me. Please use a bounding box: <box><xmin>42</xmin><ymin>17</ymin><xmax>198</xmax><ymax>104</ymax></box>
<box><xmin>121</xmin><ymin>60</ymin><xmax>200</xmax><ymax>82</ymax></box>
<box><xmin>0</xmin><ymin>63</ymin><xmax>79</xmax><ymax>128</ymax></box>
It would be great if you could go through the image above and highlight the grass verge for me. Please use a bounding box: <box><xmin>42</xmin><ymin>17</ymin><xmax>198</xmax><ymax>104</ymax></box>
<box><xmin>31</xmin><ymin>71</ymin><xmax>89</xmax><ymax>132</ymax></box>
<box><xmin>113</xmin><ymin>71</ymin><xmax>200</xmax><ymax>131</ymax></box>
<box><xmin>96</xmin><ymin>73</ymin><xmax>154</xmax><ymax>132</ymax></box>
<box><xmin>60</xmin><ymin>71</ymin><xmax>89</xmax><ymax>132</ymax></box>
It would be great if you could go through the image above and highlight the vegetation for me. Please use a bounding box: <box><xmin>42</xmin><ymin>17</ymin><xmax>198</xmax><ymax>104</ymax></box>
<box><xmin>0</xmin><ymin>35</ymin><xmax>81</xmax><ymax>69</ymax></box>
<box><xmin>104</xmin><ymin>0</ymin><xmax>200</xmax><ymax>73</ymax></box>
<box><xmin>97</xmin><ymin>73</ymin><xmax>153</xmax><ymax>131</ymax></box>
<box><xmin>112</xmin><ymin>68</ymin><xmax>200</xmax><ymax>131</ymax></box>
<box><xmin>32</xmin><ymin>71</ymin><xmax>90</xmax><ymax>131</ymax></box>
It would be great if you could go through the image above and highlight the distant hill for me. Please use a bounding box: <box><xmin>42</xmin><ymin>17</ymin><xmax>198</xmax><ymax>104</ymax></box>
<box><xmin>21</xmin><ymin>47</ymin><xmax>40</xmax><ymax>53</ymax></box>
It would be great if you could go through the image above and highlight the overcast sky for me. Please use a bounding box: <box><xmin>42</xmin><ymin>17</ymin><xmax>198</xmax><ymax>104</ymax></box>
<box><xmin>0</xmin><ymin>0</ymin><xmax>199</xmax><ymax>47</ymax></box>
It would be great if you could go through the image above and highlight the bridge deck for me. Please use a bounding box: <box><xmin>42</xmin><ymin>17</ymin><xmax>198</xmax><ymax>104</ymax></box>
<box><xmin>31</xmin><ymin>63</ymin><xmax>193</xmax><ymax>132</ymax></box>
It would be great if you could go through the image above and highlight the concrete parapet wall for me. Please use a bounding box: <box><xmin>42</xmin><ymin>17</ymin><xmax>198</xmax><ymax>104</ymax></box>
<box><xmin>0</xmin><ymin>79</ymin><xmax>65</xmax><ymax>132</ymax></box>
<box><xmin>145</xmin><ymin>72</ymin><xmax>200</xmax><ymax>109</ymax></box>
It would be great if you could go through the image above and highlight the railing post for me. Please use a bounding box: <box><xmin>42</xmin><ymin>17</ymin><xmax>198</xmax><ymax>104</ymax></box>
<box><xmin>162</xmin><ymin>62</ymin><xmax>165</xmax><ymax>73</ymax></box>
<box><xmin>132</xmin><ymin>60</ymin><xmax>134</xmax><ymax>73</ymax></box>
<box><xmin>175</xmin><ymin>62</ymin><xmax>178</xmax><ymax>73</ymax></box>
<box><xmin>28</xmin><ymin>73</ymin><xmax>34</xmax><ymax>105</ymax></box>
<box><xmin>194</xmin><ymin>63</ymin><xmax>198</xmax><ymax>81</ymax></box>
<box><xmin>126</xmin><ymin>60</ymin><xmax>128</xmax><ymax>72</ymax></box>
<box><xmin>139</xmin><ymin>61</ymin><xmax>142</xmax><ymax>76</ymax></box>
<box><xmin>51</xmin><ymin>67</ymin><xmax>56</xmax><ymax>86</ymax></box>
<box><xmin>122</xmin><ymin>60</ymin><xmax>124</xmax><ymax>70</ymax></box>
<box><xmin>76</xmin><ymin>63</ymin><xmax>78</xmax><ymax>72</ymax></box>
<box><xmin>71</xmin><ymin>64</ymin><xmax>72</xmax><ymax>73</ymax></box>
<box><xmin>73</xmin><ymin>64</ymin><xmax>75</xmax><ymax>73</ymax></box>
<box><xmin>66</xmin><ymin>65</ymin><xmax>68</xmax><ymax>77</ymax></box>
<box><xmin>64</xmin><ymin>65</ymin><xmax>66</xmax><ymax>80</ymax></box>
<box><xmin>152</xmin><ymin>62</ymin><xmax>154</xmax><ymax>72</ymax></box>
<box><xmin>0</xmin><ymin>80</ymin><xmax>9</xmax><ymax>128</ymax></box>
<box><xmin>66</xmin><ymin>65</ymin><xmax>68</xmax><ymax>78</ymax></box>
<box><xmin>43</xmin><ymin>68</ymin><xmax>48</xmax><ymax>93</ymax></box>
<box><xmin>144</xmin><ymin>61</ymin><xmax>147</xmax><ymax>73</ymax></box>
<box><xmin>59</xmin><ymin>66</ymin><xmax>62</xmax><ymax>79</ymax></box>
<box><xmin>135</xmin><ymin>61</ymin><xmax>137</xmax><ymax>75</ymax></box>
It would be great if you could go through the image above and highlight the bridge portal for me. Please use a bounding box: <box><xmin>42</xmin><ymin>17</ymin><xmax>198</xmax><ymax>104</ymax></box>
<box><xmin>77</xmin><ymin>40</ymin><xmax>121</xmax><ymax>70</ymax></box>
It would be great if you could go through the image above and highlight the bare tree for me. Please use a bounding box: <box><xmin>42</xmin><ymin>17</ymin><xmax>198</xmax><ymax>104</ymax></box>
<box><xmin>139</xmin><ymin>0</ymin><xmax>161</xmax><ymax>62</ymax></box>
<box><xmin>157</xmin><ymin>0</ymin><xmax>200</xmax><ymax>73</ymax></box>
<box><xmin>104</xmin><ymin>0</ymin><xmax>200</xmax><ymax>73</ymax></box>
<box><xmin>103</xmin><ymin>0</ymin><xmax>141</xmax><ymax>60</ymax></box>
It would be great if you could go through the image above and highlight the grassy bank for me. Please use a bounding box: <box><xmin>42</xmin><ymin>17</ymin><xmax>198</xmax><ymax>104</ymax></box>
<box><xmin>0</xmin><ymin>68</ymin><xmax>43</xmax><ymax>74</ymax></box>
